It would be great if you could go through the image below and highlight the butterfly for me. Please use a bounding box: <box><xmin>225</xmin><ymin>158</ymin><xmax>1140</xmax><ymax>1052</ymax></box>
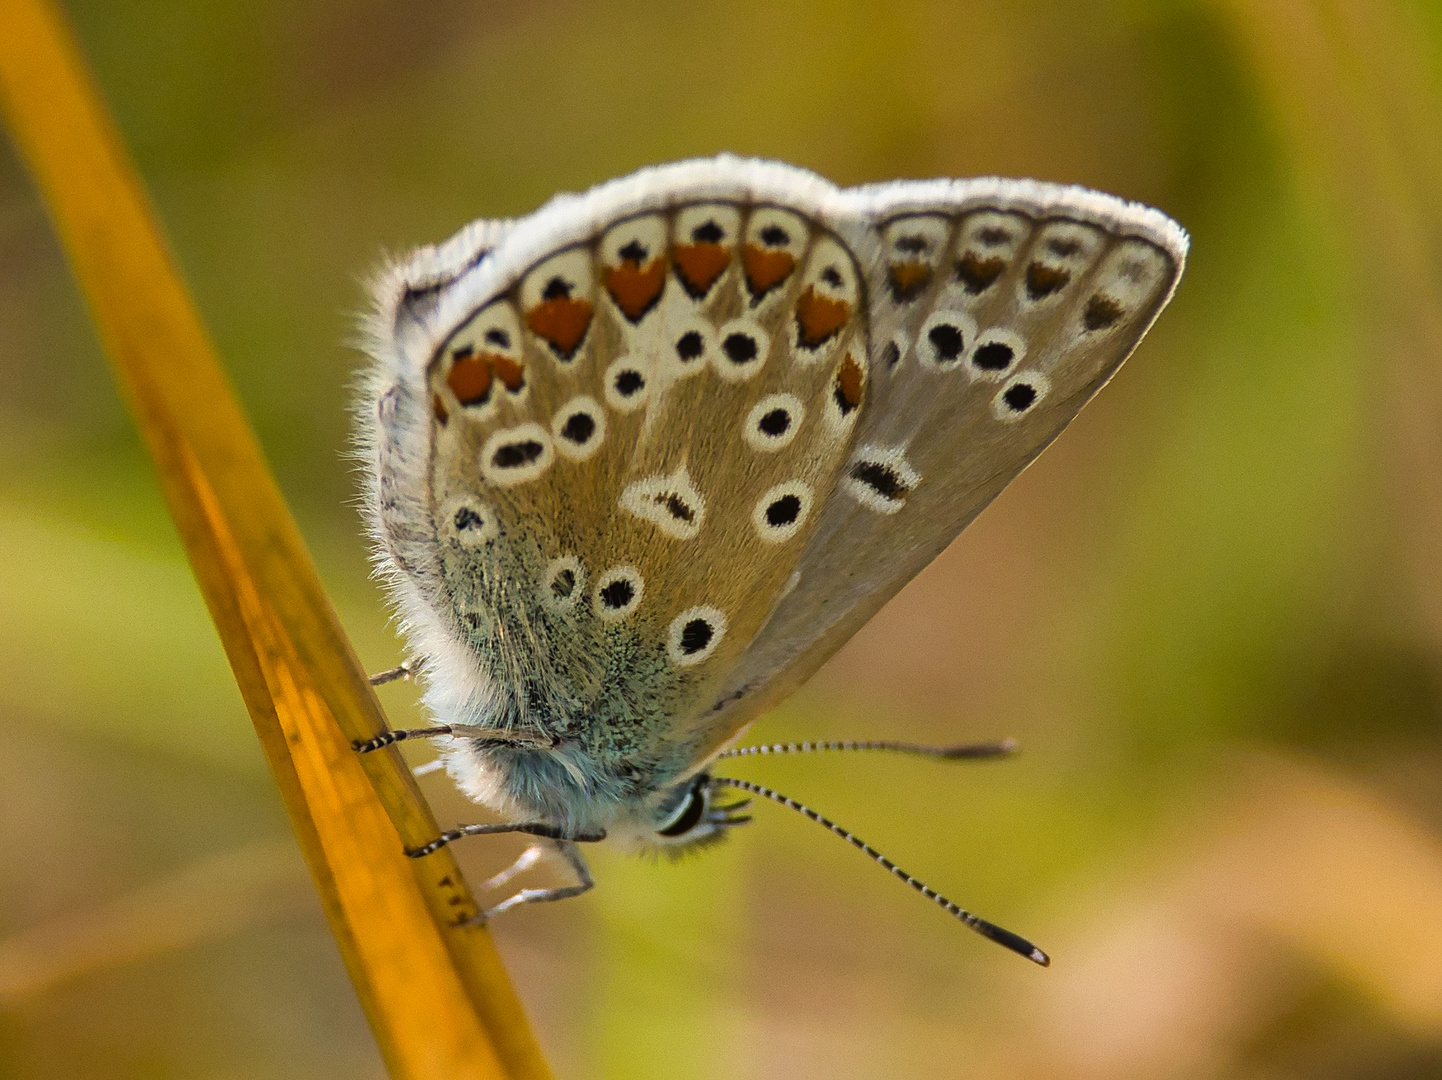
<box><xmin>355</xmin><ymin>155</ymin><xmax>1187</xmax><ymax>964</ymax></box>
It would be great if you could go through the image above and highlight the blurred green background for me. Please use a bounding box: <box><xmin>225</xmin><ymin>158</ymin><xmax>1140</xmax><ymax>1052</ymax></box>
<box><xmin>3</xmin><ymin>0</ymin><xmax>1442</xmax><ymax>1077</ymax></box>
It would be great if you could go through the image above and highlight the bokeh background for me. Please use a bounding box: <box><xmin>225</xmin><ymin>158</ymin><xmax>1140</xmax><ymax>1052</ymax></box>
<box><xmin>3</xmin><ymin>1</ymin><xmax>1442</xmax><ymax>1077</ymax></box>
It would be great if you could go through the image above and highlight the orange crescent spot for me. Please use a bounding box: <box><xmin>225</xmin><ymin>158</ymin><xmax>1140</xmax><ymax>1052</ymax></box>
<box><xmin>672</xmin><ymin>243</ymin><xmax>731</xmax><ymax>298</ymax></box>
<box><xmin>446</xmin><ymin>355</ymin><xmax>492</xmax><ymax>405</ymax></box>
<box><xmin>888</xmin><ymin>261</ymin><xmax>932</xmax><ymax>301</ymax></box>
<box><xmin>794</xmin><ymin>285</ymin><xmax>850</xmax><ymax>349</ymax></box>
<box><xmin>835</xmin><ymin>353</ymin><xmax>864</xmax><ymax>415</ymax></box>
<box><xmin>525</xmin><ymin>296</ymin><xmax>593</xmax><ymax>358</ymax></box>
<box><xmin>603</xmin><ymin>258</ymin><xmax>667</xmax><ymax>321</ymax></box>
<box><xmin>432</xmin><ymin>393</ymin><xmax>449</xmax><ymax>425</ymax></box>
<box><xmin>742</xmin><ymin>244</ymin><xmax>796</xmax><ymax>298</ymax></box>
<box><xmin>486</xmin><ymin>352</ymin><xmax>526</xmax><ymax>392</ymax></box>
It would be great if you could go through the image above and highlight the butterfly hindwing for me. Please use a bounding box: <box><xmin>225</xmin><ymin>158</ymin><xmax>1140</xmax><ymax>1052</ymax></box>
<box><xmin>402</xmin><ymin>189</ymin><xmax>870</xmax><ymax>781</ymax></box>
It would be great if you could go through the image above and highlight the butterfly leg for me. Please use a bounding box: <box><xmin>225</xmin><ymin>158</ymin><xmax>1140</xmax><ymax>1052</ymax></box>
<box><xmin>368</xmin><ymin>657</ymin><xmax>420</xmax><ymax>685</ymax></box>
<box><xmin>481</xmin><ymin>840</ymin><xmax>594</xmax><ymax>919</ymax></box>
<box><xmin>353</xmin><ymin>724</ymin><xmax>558</xmax><ymax>754</ymax></box>
<box><xmin>406</xmin><ymin>821</ymin><xmax>606</xmax><ymax>858</ymax></box>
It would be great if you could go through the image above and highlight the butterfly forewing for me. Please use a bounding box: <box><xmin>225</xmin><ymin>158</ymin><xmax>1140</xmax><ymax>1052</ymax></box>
<box><xmin>701</xmin><ymin>196</ymin><xmax>1184</xmax><ymax>743</ymax></box>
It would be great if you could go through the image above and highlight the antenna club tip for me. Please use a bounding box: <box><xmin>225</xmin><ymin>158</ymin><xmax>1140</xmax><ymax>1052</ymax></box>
<box><xmin>998</xmin><ymin>738</ymin><xmax>1020</xmax><ymax>755</ymax></box>
<box><xmin>1030</xmin><ymin>947</ymin><xmax>1051</xmax><ymax>967</ymax></box>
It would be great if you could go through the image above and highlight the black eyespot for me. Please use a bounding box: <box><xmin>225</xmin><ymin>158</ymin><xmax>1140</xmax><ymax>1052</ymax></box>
<box><xmin>617</xmin><ymin>239</ymin><xmax>648</xmax><ymax>263</ymax></box>
<box><xmin>850</xmin><ymin>460</ymin><xmax>908</xmax><ymax>500</ymax></box>
<box><xmin>759</xmin><ymin>225</ymin><xmax>790</xmax><ymax>247</ymax></box>
<box><xmin>483</xmin><ymin>329</ymin><xmax>510</xmax><ymax>348</ymax></box>
<box><xmin>1003</xmin><ymin>383</ymin><xmax>1038</xmax><ymax>412</ymax></box>
<box><xmin>765</xmin><ymin>495</ymin><xmax>802</xmax><ymax>527</ymax></box>
<box><xmin>679</xmin><ymin>618</ymin><xmax>714</xmax><ymax>654</ymax></box>
<box><xmin>541</xmin><ymin>277</ymin><xmax>571</xmax><ymax>300</ymax></box>
<box><xmin>758</xmin><ymin>408</ymin><xmax>791</xmax><ymax>436</ymax></box>
<box><xmin>599</xmin><ymin>578</ymin><xmax>635</xmax><ymax>610</ymax></box>
<box><xmin>722</xmin><ymin>333</ymin><xmax>758</xmax><ymax>364</ymax></box>
<box><xmin>657</xmin><ymin>783</ymin><xmax>707</xmax><ymax>837</ymax></box>
<box><xmin>972</xmin><ymin>342</ymin><xmax>1014</xmax><ymax>371</ymax></box>
<box><xmin>452</xmin><ymin>344</ymin><xmax>474</xmax><ymax>360</ymax></box>
<box><xmin>977</xmin><ymin>226</ymin><xmax>1013</xmax><ymax>247</ymax></box>
<box><xmin>550</xmin><ymin>568</ymin><xmax>575</xmax><ymax>599</ymax></box>
<box><xmin>1047</xmin><ymin>237</ymin><xmax>1082</xmax><ymax>257</ymax></box>
<box><xmin>560</xmin><ymin>412</ymin><xmax>596</xmax><ymax>443</ymax></box>
<box><xmin>928</xmin><ymin>322</ymin><xmax>964</xmax><ymax>361</ymax></box>
<box><xmin>895</xmin><ymin>234</ymin><xmax>928</xmax><ymax>254</ymax></box>
<box><xmin>675</xmin><ymin>331</ymin><xmax>705</xmax><ymax>361</ymax></box>
<box><xmin>882</xmin><ymin>340</ymin><xmax>901</xmax><ymax>368</ymax></box>
<box><xmin>614</xmin><ymin>369</ymin><xmax>644</xmax><ymax>396</ymax></box>
<box><xmin>492</xmin><ymin>440</ymin><xmax>545</xmax><ymax>469</ymax></box>
<box><xmin>453</xmin><ymin>507</ymin><xmax>484</xmax><ymax>531</ymax></box>
<box><xmin>692</xmin><ymin>220</ymin><xmax>724</xmax><ymax>243</ymax></box>
<box><xmin>821</xmin><ymin>266</ymin><xmax>843</xmax><ymax>288</ymax></box>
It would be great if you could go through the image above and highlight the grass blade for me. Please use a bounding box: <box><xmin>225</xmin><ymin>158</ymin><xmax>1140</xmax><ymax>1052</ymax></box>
<box><xmin>0</xmin><ymin>2</ymin><xmax>552</xmax><ymax>1076</ymax></box>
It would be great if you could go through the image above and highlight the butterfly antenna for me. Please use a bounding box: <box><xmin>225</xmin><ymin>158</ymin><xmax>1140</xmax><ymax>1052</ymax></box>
<box><xmin>717</xmin><ymin>738</ymin><xmax>1018</xmax><ymax>761</ymax></box>
<box><xmin>712</xmin><ymin>775</ymin><xmax>1049</xmax><ymax>966</ymax></box>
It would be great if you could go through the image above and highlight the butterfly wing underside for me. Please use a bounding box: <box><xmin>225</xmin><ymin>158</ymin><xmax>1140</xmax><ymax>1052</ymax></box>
<box><xmin>700</xmin><ymin>180</ymin><xmax>1187</xmax><ymax>751</ymax></box>
<box><xmin>361</xmin><ymin>158</ymin><xmax>1185</xmax><ymax>795</ymax></box>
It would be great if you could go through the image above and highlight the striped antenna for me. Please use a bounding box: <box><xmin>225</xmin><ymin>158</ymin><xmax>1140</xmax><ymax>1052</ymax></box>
<box><xmin>711</xmin><ymin>775</ymin><xmax>1049</xmax><ymax>966</ymax></box>
<box><xmin>717</xmin><ymin>738</ymin><xmax>1018</xmax><ymax>760</ymax></box>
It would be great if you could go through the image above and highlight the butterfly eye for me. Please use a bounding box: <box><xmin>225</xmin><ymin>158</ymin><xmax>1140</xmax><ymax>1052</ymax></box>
<box><xmin>656</xmin><ymin>776</ymin><xmax>710</xmax><ymax>837</ymax></box>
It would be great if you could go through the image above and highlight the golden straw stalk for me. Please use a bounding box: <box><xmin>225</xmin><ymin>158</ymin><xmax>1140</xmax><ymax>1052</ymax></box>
<box><xmin>0</xmin><ymin>2</ymin><xmax>550</xmax><ymax>1077</ymax></box>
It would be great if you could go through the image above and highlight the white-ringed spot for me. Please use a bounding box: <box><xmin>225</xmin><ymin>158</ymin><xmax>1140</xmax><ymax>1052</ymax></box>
<box><xmin>667</xmin><ymin>320</ymin><xmax>715</xmax><ymax>379</ymax></box>
<box><xmin>480</xmin><ymin>423</ymin><xmax>554</xmax><ymax>486</ymax></box>
<box><xmin>967</xmin><ymin>328</ymin><xmax>1026</xmax><ymax>381</ymax></box>
<box><xmin>992</xmin><ymin>371</ymin><xmax>1051</xmax><ymax>421</ymax></box>
<box><xmin>542</xmin><ymin>555</ymin><xmax>585</xmax><ymax>611</ymax></box>
<box><xmin>603</xmin><ymin>356</ymin><xmax>650</xmax><ymax>412</ymax></box>
<box><xmin>751</xmin><ymin>480</ymin><xmax>813</xmax><ymax>544</ymax></box>
<box><xmin>712</xmin><ymin>317</ymin><xmax>770</xmax><ymax>382</ymax></box>
<box><xmin>917</xmin><ymin>310</ymin><xmax>978</xmax><ymax>371</ymax></box>
<box><xmin>666</xmin><ymin>605</ymin><xmax>727</xmax><ymax>666</ymax></box>
<box><xmin>551</xmin><ymin>395</ymin><xmax>606</xmax><ymax>460</ymax></box>
<box><xmin>744</xmin><ymin>393</ymin><xmax>805</xmax><ymax>452</ymax></box>
<box><xmin>594</xmin><ymin>566</ymin><xmax>644</xmax><ymax>620</ymax></box>
<box><xmin>440</xmin><ymin>497</ymin><xmax>499</xmax><ymax>547</ymax></box>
